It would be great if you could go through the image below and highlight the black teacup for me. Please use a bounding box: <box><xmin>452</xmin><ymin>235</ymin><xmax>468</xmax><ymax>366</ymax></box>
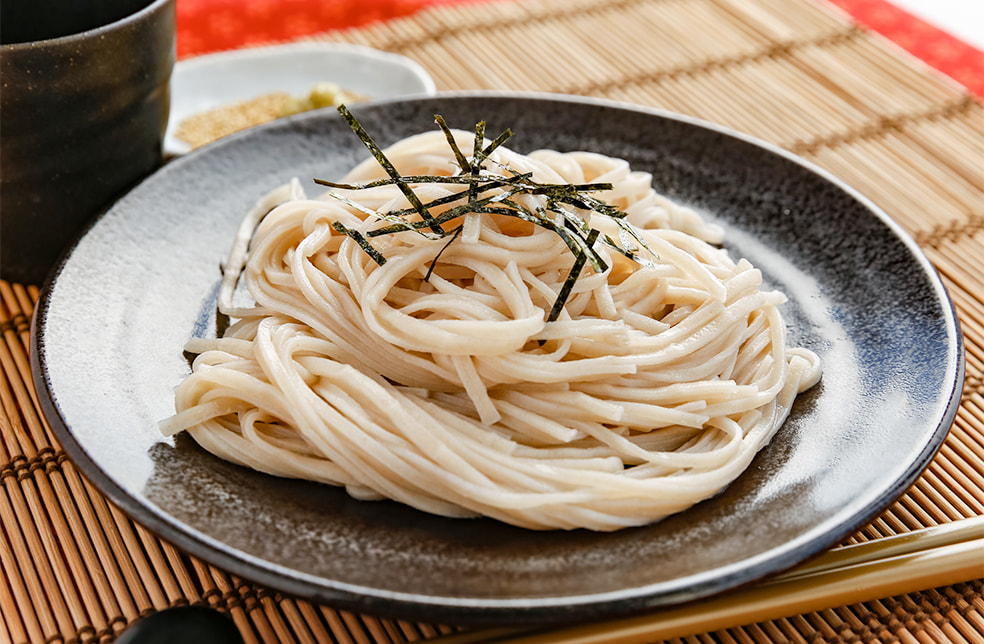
<box><xmin>1</xmin><ymin>0</ymin><xmax>176</xmax><ymax>286</ymax></box>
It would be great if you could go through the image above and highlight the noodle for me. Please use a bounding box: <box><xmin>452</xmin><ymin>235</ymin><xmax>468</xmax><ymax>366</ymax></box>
<box><xmin>161</xmin><ymin>119</ymin><xmax>821</xmax><ymax>531</ymax></box>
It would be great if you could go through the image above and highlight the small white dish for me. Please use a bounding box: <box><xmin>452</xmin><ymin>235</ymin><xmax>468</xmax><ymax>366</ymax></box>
<box><xmin>163</xmin><ymin>42</ymin><xmax>436</xmax><ymax>156</ymax></box>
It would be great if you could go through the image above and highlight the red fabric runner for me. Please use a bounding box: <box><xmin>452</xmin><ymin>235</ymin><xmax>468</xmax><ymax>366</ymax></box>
<box><xmin>825</xmin><ymin>0</ymin><xmax>982</xmax><ymax>96</ymax></box>
<box><xmin>176</xmin><ymin>0</ymin><xmax>484</xmax><ymax>57</ymax></box>
<box><xmin>176</xmin><ymin>0</ymin><xmax>982</xmax><ymax>96</ymax></box>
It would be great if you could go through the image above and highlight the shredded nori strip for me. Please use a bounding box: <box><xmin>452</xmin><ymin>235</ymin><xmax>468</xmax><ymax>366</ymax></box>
<box><xmin>331</xmin><ymin>221</ymin><xmax>387</xmax><ymax>265</ymax></box>
<box><xmin>548</xmin><ymin>228</ymin><xmax>600</xmax><ymax>323</ymax></box>
<box><xmin>424</xmin><ymin>225</ymin><xmax>463</xmax><ymax>283</ymax></box>
<box><xmin>435</xmin><ymin>115</ymin><xmax>472</xmax><ymax>173</ymax></box>
<box><xmin>336</xmin><ymin>104</ymin><xmax>444</xmax><ymax>235</ymax></box>
<box><xmin>318</xmin><ymin>106</ymin><xmax>658</xmax><ymax>322</ymax></box>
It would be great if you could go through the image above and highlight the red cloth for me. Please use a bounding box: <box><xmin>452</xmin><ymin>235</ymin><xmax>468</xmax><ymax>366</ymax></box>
<box><xmin>176</xmin><ymin>0</ymin><xmax>485</xmax><ymax>58</ymax></box>
<box><xmin>176</xmin><ymin>0</ymin><xmax>982</xmax><ymax>96</ymax></box>
<box><xmin>825</xmin><ymin>0</ymin><xmax>982</xmax><ymax>96</ymax></box>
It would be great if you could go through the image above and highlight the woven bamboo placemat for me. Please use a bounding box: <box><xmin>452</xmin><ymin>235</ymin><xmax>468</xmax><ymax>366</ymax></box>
<box><xmin>3</xmin><ymin>0</ymin><xmax>983</xmax><ymax>642</ymax></box>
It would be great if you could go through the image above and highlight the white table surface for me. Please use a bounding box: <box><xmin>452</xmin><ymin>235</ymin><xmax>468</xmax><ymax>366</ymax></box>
<box><xmin>888</xmin><ymin>0</ymin><xmax>984</xmax><ymax>51</ymax></box>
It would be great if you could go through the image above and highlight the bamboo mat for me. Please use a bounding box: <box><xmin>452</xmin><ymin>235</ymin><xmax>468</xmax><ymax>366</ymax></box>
<box><xmin>3</xmin><ymin>0</ymin><xmax>984</xmax><ymax>642</ymax></box>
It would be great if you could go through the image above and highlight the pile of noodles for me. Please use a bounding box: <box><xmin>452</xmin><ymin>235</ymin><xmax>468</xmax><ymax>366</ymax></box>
<box><xmin>160</xmin><ymin>125</ymin><xmax>821</xmax><ymax>531</ymax></box>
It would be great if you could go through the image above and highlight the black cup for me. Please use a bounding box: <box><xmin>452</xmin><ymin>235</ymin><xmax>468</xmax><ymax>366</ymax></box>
<box><xmin>1</xmin><ymin>0</ymin><xmax>176</xmax><ymax>285</ymax></box>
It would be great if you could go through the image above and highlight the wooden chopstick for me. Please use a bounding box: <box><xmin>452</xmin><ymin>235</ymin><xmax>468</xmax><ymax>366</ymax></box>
<box><xmin>433</xmin><ymin>516</ymin><xmax>984</xmax><ymax>644</ymax></box>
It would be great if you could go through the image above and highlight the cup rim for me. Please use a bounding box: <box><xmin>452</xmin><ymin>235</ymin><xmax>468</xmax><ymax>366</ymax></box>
<box><xmin>1</xmin><ymin>0</ymin><xmax>174</xmax><ymax>50</ymax></box>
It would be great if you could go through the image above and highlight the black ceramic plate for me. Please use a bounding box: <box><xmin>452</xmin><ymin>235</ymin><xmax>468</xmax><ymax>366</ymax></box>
<box><xmin>32</xmin><ymin>93</ymin><xmax>963</xmax><ymax>626</ymax></box>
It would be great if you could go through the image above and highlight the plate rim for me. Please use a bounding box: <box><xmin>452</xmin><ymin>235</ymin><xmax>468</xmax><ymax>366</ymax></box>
<box><xmin>32</xmin><ymin>90</ymin><xmax>966</xmax><ymax>625</ymax></box>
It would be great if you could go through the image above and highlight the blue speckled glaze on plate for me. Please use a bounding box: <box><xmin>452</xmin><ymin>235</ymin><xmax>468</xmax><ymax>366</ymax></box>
<box><xmin>31</xmin><ymin>93</ymin><xmax>963</xmax><ymax>626</ymax></box>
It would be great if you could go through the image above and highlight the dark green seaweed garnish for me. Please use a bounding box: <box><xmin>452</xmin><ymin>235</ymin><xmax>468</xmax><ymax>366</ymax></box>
<box><xmin>330</xmin><ymin>221</ymin><xmax>387</xmax><ymax>265</ymax></box>
<box><xmin>318</xmin><ymin>105</ymin><xmax>658</xmax><ymax>323</ymax></box>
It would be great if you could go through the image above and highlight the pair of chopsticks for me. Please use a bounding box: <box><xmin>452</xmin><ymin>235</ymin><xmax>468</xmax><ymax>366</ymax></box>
<box><xmin>434</xmin><ymin>516</ymin><xmax>984</xmax><ymax>644</ymax></box>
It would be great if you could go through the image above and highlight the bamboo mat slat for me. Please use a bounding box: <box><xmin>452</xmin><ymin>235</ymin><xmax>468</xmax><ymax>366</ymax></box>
<box><xmin>3</xmin><ymin>0</ymin><xmax>984</xmax><ymax>641</ymax></box>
